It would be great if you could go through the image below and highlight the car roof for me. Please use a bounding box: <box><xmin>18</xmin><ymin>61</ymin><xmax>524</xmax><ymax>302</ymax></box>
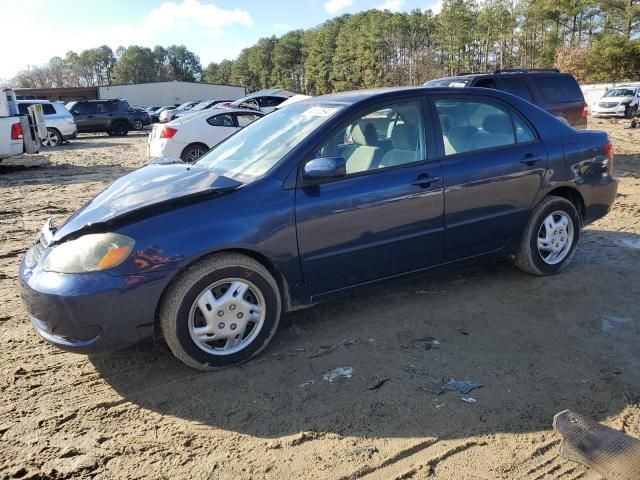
<box><xmin>17</xmin><ymin>99</ymin><xmax>52</xmax><ymax>104</ymax></box>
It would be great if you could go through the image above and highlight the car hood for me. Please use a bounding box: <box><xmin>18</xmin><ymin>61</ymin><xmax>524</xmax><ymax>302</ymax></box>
<box><xmin>600</xmin><ymin>96</ymin><xmax>634</xmax><ymax>103</ymax></box>
<box><xmin>53</xmin><ymin>164</ymin><xmax>242</xmax><ymax>241</ymax></box>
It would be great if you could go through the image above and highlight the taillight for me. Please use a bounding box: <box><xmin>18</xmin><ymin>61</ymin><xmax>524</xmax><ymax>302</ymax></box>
<box><xmin>581</xmin><ymin>102</ymin><xmax>589</xmax><ymax>119</ymax></box>
<box><xmin>11</xmin><ymin>122</ymin><xmax>23</xmax><ymax>140</ymax></box>
<box><xmin>160</xmin><ymin>126</ymin><xmax>177</xmax><ymax>139</ymax></box>
<box><xmin>604</xmin><ymin>142</ymin><xmax>614</xmax><ymax>162</ymax></box>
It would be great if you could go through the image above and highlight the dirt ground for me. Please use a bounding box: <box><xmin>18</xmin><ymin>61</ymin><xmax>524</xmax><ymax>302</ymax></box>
<box><xmin>0</xmin><ymin>119</ymin><xmax>639</xmax><ymax>480</ymax></box>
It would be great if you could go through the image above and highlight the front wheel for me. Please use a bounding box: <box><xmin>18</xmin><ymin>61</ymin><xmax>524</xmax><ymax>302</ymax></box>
<box><xmin>41</xmin><ymin>128</ymin><xmax>62</xmax><ymax>147</ymax></box>
<box><xmin>159</xmin><ymin>254</ymin><xmax>282</xmax><ymax>370</ymax></box>
<box><xmin>514</xmin><ymin>196</ymin><xmax>581</xmax><ymax>276</ymax></box>
<box><xmin>133</xmin><ymin>119</ymin><xmax>144</xmax><ymax>130</ymax></box>
<box><xmin>625</xmin><ymin>105</ymin><xmax>637</xmax><ymax>119</ymax></box>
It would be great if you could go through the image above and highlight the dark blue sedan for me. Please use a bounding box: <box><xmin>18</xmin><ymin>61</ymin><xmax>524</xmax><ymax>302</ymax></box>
<box><xmin>19</xmin><ymin>87</ymin><xmax>618</xmax><ymax>370</ymax></box>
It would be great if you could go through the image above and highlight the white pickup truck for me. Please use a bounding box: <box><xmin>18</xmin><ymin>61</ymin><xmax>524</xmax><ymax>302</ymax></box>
<box><xmin>1</xmin><ymin>88</ymin><xmax>44</xmax><ymax>161</ymax></box>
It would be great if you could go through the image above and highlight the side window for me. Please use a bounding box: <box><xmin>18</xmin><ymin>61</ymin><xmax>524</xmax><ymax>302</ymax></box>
<box><xmin>18</xmin><ymin>104</ymin><xmax>31</xmax><ymax>115</ymax></box>
<box><xmin>207</xmin><ymin>113</ymin><xmax>234</xmax><ymax>127</ymax></box>
<box><xmin>474</xmin><ymin>78</ymin><xmax>497</xmax><ymax>89</ymax></box>
<box><xmin>435</xmin><ymin>98</ymin><xmax>515</xmax><ymax>155</ymax></box>
<box><xmin>42</xmin><ymin>104</ymin><xmax>56</xmax><ymax>115</ymax></box>
<box><xmin>314</xmin><ymin>101</ymin><xmax>425</xmax><ymax>175</ymax></box>
<box><xmin>498</xmin><ymin>77</ymin><xmax>533</xmax><ymax>102</ymax></box>
<box><xmin>261</xmin><ymin>97</ymin><xmax>284</xmax><ymax>108</ymax></box>
<box><xmin>513</xmin><ymin>113</ymin><xmax>536</xmax><ymax>143</ymax></box>
<box><xmin>74</xmin><ymin>103</ymin><xmax>96</xmax><ymax>115</ymax></box>
<box><xmin>236</xmin><ymin>113</ymin><xmax>261</xmax><ymax>127</ymax></box>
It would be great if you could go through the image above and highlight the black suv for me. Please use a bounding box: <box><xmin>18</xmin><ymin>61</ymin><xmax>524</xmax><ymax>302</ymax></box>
<box><xmin>425</xmin><ymin>69</ymin><xmax>588</xmax><ymax>129</ymax></box>
<box><xmin>65</xmin><ymin>99</ymin><xmax>135</xmax><ymax>136</ymax></box>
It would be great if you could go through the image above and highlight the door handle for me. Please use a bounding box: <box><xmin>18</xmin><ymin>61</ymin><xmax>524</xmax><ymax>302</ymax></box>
<box><xmin>520</xmin><ymin>153</ymin><xmax>542</xmax><ymax>166</ymax></box>
<box><xmin>412</xmin><ymin>174</ymin><xmax>440</xmax><ymax>187</ymax></box>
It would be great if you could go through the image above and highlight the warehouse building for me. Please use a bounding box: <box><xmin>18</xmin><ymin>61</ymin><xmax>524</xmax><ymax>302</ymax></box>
<box><xmin>15</xmin><ymin>81</ymin><xmax>246</xmax><ymax>107</ymax></box>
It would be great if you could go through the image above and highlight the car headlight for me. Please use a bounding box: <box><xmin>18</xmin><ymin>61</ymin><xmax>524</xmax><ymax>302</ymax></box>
<box><xmin>43</xmin><ymin>233</ymin><xmax>135</xmax><ymax>274</ymax></box>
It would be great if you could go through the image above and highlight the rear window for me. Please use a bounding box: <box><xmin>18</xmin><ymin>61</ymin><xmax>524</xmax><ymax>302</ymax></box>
<box><xmin>532</xmin><ymin>74</ymin><xmax>583</xmax><ymax>104</ymax></box>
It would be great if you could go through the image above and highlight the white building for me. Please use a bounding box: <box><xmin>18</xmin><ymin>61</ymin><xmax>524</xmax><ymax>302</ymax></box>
<box><xmin>98</xmin><ymin>81</ymin><xmax>245</xmax><ymax>107</ymax></box>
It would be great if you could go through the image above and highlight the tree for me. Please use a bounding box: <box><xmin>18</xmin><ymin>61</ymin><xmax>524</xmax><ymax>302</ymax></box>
<box><xmin>165</xmin><ymin>45</ymin><xmax>202</xmax><ymax>81</ymax></box>
<box><xmin>271</xmin><ymin>30</ymin><xmax>305</xmax><ymax>91</ymax></box>
<box><xmin>111</xmin><ymin>46</ymin><xmax>157</xmax><ymax>84</ymax></box>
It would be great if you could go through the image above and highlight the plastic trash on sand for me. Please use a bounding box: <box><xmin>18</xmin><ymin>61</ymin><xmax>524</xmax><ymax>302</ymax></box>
<box><xmin>323</xmin><ymin>367</ymin><xmax>354</xmax><ymax>382</ymax></box>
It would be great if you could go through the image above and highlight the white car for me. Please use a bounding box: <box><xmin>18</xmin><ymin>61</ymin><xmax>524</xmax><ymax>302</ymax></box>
<box><xmin>17</xmin><ymin>100</ymin><xmax>77</xmax><ymax>146</ymax></box>
<box><xmin>591</xmin><ymin>85</ymin><xmax>640</xmax><ymax>118</ymax></box>
<box><xmin>148</xmin><ymin>108</ymin><xmax>264</xmax><ymax>163</ymax></box>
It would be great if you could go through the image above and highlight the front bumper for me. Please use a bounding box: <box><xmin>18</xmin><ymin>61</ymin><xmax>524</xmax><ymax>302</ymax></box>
<box><xmin>592</xmin><ymin>105</ymin><xmax>627</xmax><ymax>117</ymax></box>
<box><xmin>19</xmin><ymin>250</ymin><xmax>173</xmax><ymax>353</ymax></box>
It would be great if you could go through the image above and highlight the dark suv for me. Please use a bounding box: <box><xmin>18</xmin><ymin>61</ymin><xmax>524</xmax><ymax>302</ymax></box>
<box><xmin>425</xmin><ymin>69</ymin><xmax>588</xmax><ymax>129</ymax></box>
<box><xmin>65</xmin><ymin>99</ymin><xmax>135</xmax><ymax>136</ymax></box>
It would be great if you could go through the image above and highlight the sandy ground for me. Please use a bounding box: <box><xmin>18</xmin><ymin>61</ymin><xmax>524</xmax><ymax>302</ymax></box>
<box><xmin>0</xmin><ymin>119</ymin><xmax>639</xmax><ymax>480</ymax></box>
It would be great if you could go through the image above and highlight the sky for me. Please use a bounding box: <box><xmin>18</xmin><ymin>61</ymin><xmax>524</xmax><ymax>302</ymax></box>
<box><xmin>0</xmin><ymin>0</ymin><xmax>442</xmax><ymax>80</ymax></box>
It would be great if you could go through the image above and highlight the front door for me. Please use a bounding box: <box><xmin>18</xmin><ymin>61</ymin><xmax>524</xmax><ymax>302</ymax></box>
<box><xmin>72</xmin><ymin>102</ymin><xmax>98</xmax><ymax>132</ymax></box>
<box><xmin>295</xmin><ymin>99</ymin><xmax>444</xmax><ymax>297</ymax></box>
<box><xmin>432</xmin><ymin>96</ymin><xmax>548</xmax><ymax>260</ymax></box>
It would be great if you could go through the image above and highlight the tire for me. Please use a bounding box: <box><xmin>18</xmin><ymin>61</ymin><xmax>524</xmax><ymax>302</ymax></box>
<box><xmin>133</xmin><ymin>119</ymin><xmax>144</xmax><ymax>130</ymax></box>
<box><xmin>625</xmin><ymin>105</ymin><xmax>637</xmax><ymax>119</ymax></box>
<box><xmin>514</xmin><ymin>195</ymin><xmax>581</xmax><ymax>276</ymax></box>
<box><xmin>180</xmin><ymin>143</ymin><xmax>209</xmax><ymax>164</ymax></box>
<box><xmin>159</xmin><ymin>253</ymin><xmax>282</xmax><ymax>370</ymax></box>
<box><xmin>110</xmin><ymin>122</ymin><xmax>129</xmax><ymax>136</ymax></box>
<box><xmin>41</xmin><ymin>128</ymin><xmax>62</xmax><ymax>147</ymax></box>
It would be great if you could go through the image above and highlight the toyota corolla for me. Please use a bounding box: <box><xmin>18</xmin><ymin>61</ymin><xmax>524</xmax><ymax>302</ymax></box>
<box><xmin>19</xmin><ymin>87</ymin><xmax>618</xmax><ymax>370</ymax></box>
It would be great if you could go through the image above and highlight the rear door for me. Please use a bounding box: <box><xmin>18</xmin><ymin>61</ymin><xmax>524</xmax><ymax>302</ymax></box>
<box><xmin>526</xmin><ymin>74</ymin><xmax>586</xmax><ymax>128</ymax></box>
<box><xmin>205</xmin><ymin>112</ymin><xmax>238</xmax><ymax>147</ymax></box>
<box><xmin>432</xmin><ymin>95</ymin><xmax>548</xmax><ymax>260</ymax></box>
<box><xmin>295</xmin><ymin>98</ymin><xmax>444</xmax><ymax>297</ymax></box>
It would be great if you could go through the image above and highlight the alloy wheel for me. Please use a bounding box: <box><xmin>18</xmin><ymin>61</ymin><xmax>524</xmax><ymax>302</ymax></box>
<box><xmin>41</xmin><ymin>130</ymin><xmax>59</xmax><ymax>147</ymax></box>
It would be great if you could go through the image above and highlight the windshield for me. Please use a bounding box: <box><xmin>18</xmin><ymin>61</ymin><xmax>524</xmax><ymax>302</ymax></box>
<box><xmin>425</xmin><ymin>78</ymin><xmax>471</xmax><ymax>88</ymax></box>
<box><xmin>190</xmin><ymin>101</ymin><xmax>213</xmax><ymax>112</ymax></box>
<box><xmin>604</xmin><ymin>88</ymin><xmax>635</xmax><ymax>97</ymax></box>
<box><xmin>176</xmin><ymin>102</ymin><xmax>192</xmax><ymax>110</ymax></box>
<box><xmin>196</xmin><ymin>102</ymin><xmax>344</xmax><ymax>182</ymax></box>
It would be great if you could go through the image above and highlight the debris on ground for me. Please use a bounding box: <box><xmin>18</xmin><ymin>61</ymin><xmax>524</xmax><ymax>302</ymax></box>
<box><xmin>412</xmin><ymin>336</ymin><xmax>441</xmax><ymax>350</ymax></box>
<box><xmin>298</xmin><ymin>380</ymin><xmax>315</xmax><ymax>388</ymax></box>
<box><xmin>444</xmin><ymin>378</ymin><xmax>481</xmax><ymax>395</ymax></box>
<box><xmin>367</xmin><ymin>377</ymin><xmax>390</xmax><ymax>390</ymax></box>
<box><xmin>309</xmin><ymin>339</ymin><xmax>354</xmax><ymax>358</ymax></box>
<box><xmin>323</xmin><ymin>367</ymin><xmax>354</xmax><ymax>382</ymax></box>
<box><xmin>421</xmin><ymin>377</ymin><xmax>482</xmax><ymax>396</ymax></box>
<box><xmin>415</xmin><ymin>290</ymin><xmax>446</xmax><ymax>294</ymax></box>
<box><xmin>461</xmin><ymin>397</ymin><xmax>477</xmax><ymax>403</ymax></box>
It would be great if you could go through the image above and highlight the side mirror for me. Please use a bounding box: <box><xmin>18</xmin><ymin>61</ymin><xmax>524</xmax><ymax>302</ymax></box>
<box><xmin>72</xmin><ymin>110</ymin><xmax>79</xmax><ymax>115</ymax></box>
<box><xmin>303</xmin><ymin>157</ymin><xmax>346</xmax><ymax>179</ymax></box>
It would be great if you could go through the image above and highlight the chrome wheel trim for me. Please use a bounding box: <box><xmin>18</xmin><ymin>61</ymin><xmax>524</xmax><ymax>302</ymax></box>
<box><xmin>185</xmin><ymin>147</ymin><xmax>205</xmax><ymax>163</ymax></box>
<box><xmin>188</xmin><ymin>278</ymin><xmax>266</xmax><ymax>356</ymax></box>
<box><xmin>537</xmin><ymin>210</ymin><xmax>574</xmax><ymax>265</ymax></box>
<box><xmin>42</xmin><ymin>130</ymin><xmax>59</xmax><ymax>147</ymax></box>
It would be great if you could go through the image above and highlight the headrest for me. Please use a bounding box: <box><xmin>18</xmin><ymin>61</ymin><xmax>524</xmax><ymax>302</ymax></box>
<box><xmin>351</xmin><ymin>122</ymin><xmax>378</xmax><ymax>146</ymax></box>
<box><xmin>391</xmin><ymin>124</ymin><xmax>418</xmax><ymax>150</ymax></box>
<box><xmin>483</xmin><ymin>114</ymin><xmax>513</xmax><ymax>134</ymax></box>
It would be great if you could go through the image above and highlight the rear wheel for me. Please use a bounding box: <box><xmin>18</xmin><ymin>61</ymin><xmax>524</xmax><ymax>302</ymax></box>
<box><xmin>514</xmin><ymin>196</ymin><xmax>580</xmax><ymax>276</ymax></box>
<box><xmin>110</xmin><ymin>122</ymin><xmax>129</xmax><ymax>136</ymax></box>
<box><xmin>159</xmin><ymin>254</ymin><xmax>281</xmax><ymax>370</ymax></box>
<box><xmin>41</xmin><ymin>128</ymin><xmax>62</xmax><ymax>147</ymax></box>
<box><xmin>180</xmin><ymin>143</ymin><xmax>208</xmax><ymax>163</ymax></box>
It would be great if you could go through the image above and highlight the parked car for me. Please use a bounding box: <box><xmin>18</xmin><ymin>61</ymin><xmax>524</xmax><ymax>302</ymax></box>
<box><xmin>65</xmin><ymin>99</ymin><xmax>135</xmax><ymax>136</ymax></box>
<box><xmin>148</xmin><ymin>108</ymin><xmax>264</xmax><ymax>163</ymax></box>
<box><xmin>591</xmin><ymin>85</ymin><xmax>640</xmax><ymax>118</ymax></box>
<box><xmin>17</xmin><ymin>100</ymin><xmax>77</xmax><ymax>146</ymax></box>
<box><xmin>128</xmin><ymin>107</ymin><xmax>152</xmax><ymax>130</ymax></box>
<box><xmin>425</xmin><ymin>69</ymin><xmax>588</xmax><ymax>129</ymax></box>
<box><xmin>216</xmin><ymin>89</ymin><xmax>295</xmax><ymax>114</ymax></box>
<box><xmin>150</xmin><ymin>106</ymin><xmax>174</xmax><ymax>123</ymax></box>
<box><xmin>158</xmin><ymin>101</ymin><xmax>200</xmax><ymax>123</ymax></box>
<box><xmin>20</xmin><ymin>87</ymin><xmax>617</xmax><ymax>370</ymax></box>
<box><xmin>171</xmin><ymin>99</ymin><xmax>234</xmax><ymax>121</ymax></box>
